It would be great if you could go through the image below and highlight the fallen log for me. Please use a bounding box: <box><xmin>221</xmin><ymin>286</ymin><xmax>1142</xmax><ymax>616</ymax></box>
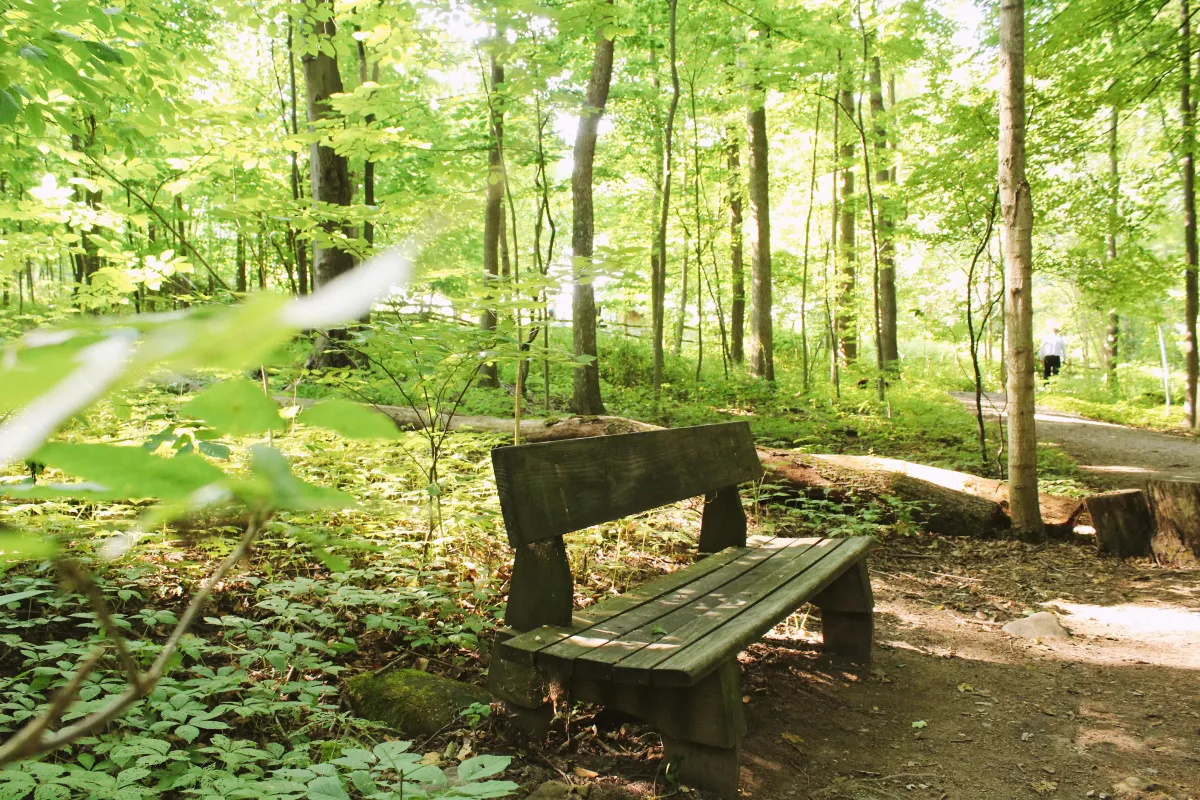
<box><xmin>281</xmin><ymin>401</ymin><xmax>1085</xmax><ymax>538</ymax></box>
<box><xmin>1084</xmin><ymin>489</ymin><xmax>1153</xmax><ymax>558</ymax></box>
<box><xmin>1146</xmin><ymin>480</ymin><xmax>1200</xmax><ymax>566</ymax></box>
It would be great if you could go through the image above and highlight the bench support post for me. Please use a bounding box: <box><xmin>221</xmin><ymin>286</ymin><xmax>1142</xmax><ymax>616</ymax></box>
<box><xmin>658</xmin><ymin>660</ymin><xmax>744</xmax><ymax>799</ymax></box>
<box><xmin>490</xmin><ymin>537</ymin><xmax>574</xmax><ymax>736</ymax></box>
<box><xmin>698</xmin><ymin>485</ymin><xmax>747</xmax><ymax>553</ymax></box>
<box><xmin>814</xmin><ymin>559</ymin><xmax>874</xmax><ymax>664</ymax></box>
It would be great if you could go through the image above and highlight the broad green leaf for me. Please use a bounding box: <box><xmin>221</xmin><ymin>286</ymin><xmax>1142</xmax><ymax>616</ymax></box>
<box><xmin>301</xmin><ymin>400</ymin><xmax>398</xmax><ymax>440</ymax></box>
<box><xmin>456</xmin><ymin>755</ymin><xmax>510</xmax><ymax>782</ymax></box>
<box><xmin>372</xmin><ymin>741</ymin><xmax>413</xmax><ymax>770</ymax></box>
<box><xmin>0</xmin><ymin>90</ymin><xmax>19</xmax><ymax>125</ymax></box>
<box><xmin>175</xmin><ymin>724</ymin><xmax>200</xmax><ymax>743</ymax></box>
<box><xmin>441</xmin><ymin>781</ymin><xmax>520</xmax><ymax>798</ymax></box>
<box><xmin>182</xmin><ymin>381</ymin><xmax>283</xmax><ymax>436</ymax></box>
<box><xmin>305</xmin><ymin>776</ymin><xmax>349</xmax><ymax>800</ymax></box>
<box><xmin>0</xmin><ymin>533</ymin><xmax>58</xmax><ymax>562</ymax></box>
<box><xmin>0</xmin><ymin>589</ymin><xmax>50</xmax><ymax>606</ymax></box>
<box><xmin>33</xmin><ymin>443</ymin><xmax>227</xmax><ymax>501</ymax></box>
<box><xmin>240</xmin><ymin>445</ymin><xmax>352</xmax><ymax>511</ymax></box>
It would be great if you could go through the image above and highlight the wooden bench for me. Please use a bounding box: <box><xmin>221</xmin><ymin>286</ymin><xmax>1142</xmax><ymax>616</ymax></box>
<box><xmin>486</xmin><ymin>422</ymin><xmax>874</xmax><ymax>798</ymax></box>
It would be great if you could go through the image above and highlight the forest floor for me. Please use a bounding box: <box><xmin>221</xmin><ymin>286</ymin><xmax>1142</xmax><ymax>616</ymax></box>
<box><xmin>950</xmin><ymin>391</ymin><xmax>1200</xmax><ymax>489</ymax></box>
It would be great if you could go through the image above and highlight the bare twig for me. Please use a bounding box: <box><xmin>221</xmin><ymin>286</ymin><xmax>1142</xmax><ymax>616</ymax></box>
<box><xmin>0</xmin><ymin>514</ymin><xmax>266</xmax><ymax>765</ymax></box>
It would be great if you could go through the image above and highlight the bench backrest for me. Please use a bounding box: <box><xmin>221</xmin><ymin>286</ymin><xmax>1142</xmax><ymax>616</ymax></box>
<box><xmin>491</xmin><ymin>422</ymin><xmax>763</xmax><ymax>631</ymax></box>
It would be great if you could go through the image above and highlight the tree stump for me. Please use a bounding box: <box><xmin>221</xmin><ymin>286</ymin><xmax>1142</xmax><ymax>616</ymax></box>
<box><xmin>1084</xmin><ymin>490</ymin><xmax>1153</xmax><ymax>558</ymax></box>
<box><xmin>1147</xmin><ymin>480</ymin><xmax>1200</xmax><ymax>566</ymax></box>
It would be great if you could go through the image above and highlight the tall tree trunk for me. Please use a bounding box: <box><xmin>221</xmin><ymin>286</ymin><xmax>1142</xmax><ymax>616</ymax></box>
<box><xmin>654</xmin><ymin>1</ymin><xmax>680</xmax><ymax>401</ymax></box>
<box><xmin>480</xmin><ymin>50</ymin><xmax>505</xmax><ymax>389</ymax></box>
<box><xmin>746</xmin><ymin>91</ymin><xmax>774</xmax><ymax>380</ymax></box>
<box><xmin>801</xmin><ymin>88</ymin><xmax>824</xmax><ymax>393</ymax></box>
<box><xmin>1185</xmin><ymin>0</ymin><xmax>1200</xmax><ymax>429</ymax></box>
<box><xmin>837</xmin><ymin>78</ymin><xmax>858</xmax><ymax>364</ymax></box>
<box><xmin>728</xmin><ymin>132</ymin><xmax>745</xmax><ymax>363</ymax></box>
<box><xmin>303</xmin><ymin>0</ymin><xmax>357</xmax><ymax>368</ymax></box>
<box><xmin>236</xmin><ymin>230</ymin><xmax>247</xmax><ymax>293</ymax></box>
<box><xmin>357</xmin><ymin>40</ymin><xmax>377</xmax><ymax>249</ymax></box>
<box><xmin>288</xmin><ymin>16</ymin><xmax>308</xmax><ymax>296</ymax></box>
<box><xmin>1000</xmin><ymin>0</ymin><xmax>1044</xmax><ymax>539</ymax></box>
<box><xmin>571</xmin><ymin>25</ymin><xmax>615</xmax><ymax>414</ymax></box>
<box><xmin>1106</xmin><ymin>101</ymin><xmax>1120</xmax><ymax>389</ymax></box>
<box><xmin>871</xmin><ymin>55</ymin><xmax>898</xmax><ymax>368</ymax></box>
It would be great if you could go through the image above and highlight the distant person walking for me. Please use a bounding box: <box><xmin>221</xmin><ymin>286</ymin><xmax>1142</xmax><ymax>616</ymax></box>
<box><xmin>1039</xmin><ymin>327</ymin><xmax>1067</xmax><ymax>382</ymax></box>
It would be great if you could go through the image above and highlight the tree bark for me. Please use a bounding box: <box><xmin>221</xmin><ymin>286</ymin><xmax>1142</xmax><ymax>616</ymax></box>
<box><xmin>1147</xmin><ymin>479</ymin><xmax>1200</xmax><ymax>564</ymax></box>
<box><xmin>654</xmin><ymin>2</ymin><xmax>680</xmax><ymax>401</ymax></box>
<box><xmin>746</xmin><ymin>95</ymin><xmax>774</xmax><ymax>380</ymax></box>
<box><xmin>728</xmin><ymin>133</ymin><xmax>745</xmax><ymax>364</ymax></box>
<box><xmin>1000</xmin><ymin>0</ymin><xmax>1043</xmax><ymax>539</ymax></box>
<box><xmin>571</xmin><ymin>24</ymin><xmax>615</xmax><ymax>415</ymax></box>
<box><xmin>287</xmin><ymin>16</ymin><xmax>308</xmax><ymax>296</ymax></box>
<box><xmin>1085</xmin><ymin>489</ymin><xmax>1152</xmax><ymax>558</ymax></box>
<box><xmin>1105</xmin><ymin>101</ymin><xmax>1119</xmax><ymax>388</ymax></box>
<box><xmin>871</xmin><ymin>55</ymin><xmax>898</xmax><ymax>368</ymax></box>
<box><xmin>480</xmin><ymin>50</ymin><xmax>505</xmax><ymax>389</ymax></box>
<box><xmin>837</xmin><ymin>79</ymin><xmax>858</xmax><ymax>364</ymax></box>
<box><xmin>1184</xmin><ymin>0</ymin><xmax>1200</xmax><ymax>429</ymax></box>
<box><xmin>302</xmin><ymin>0</ymin><xmax>357</xmax><ymax>367</ymax></box>
<box><xmin>236</xmin><ymin>230</ymin><xmax>247</xmax><ymax>293</ymax></box>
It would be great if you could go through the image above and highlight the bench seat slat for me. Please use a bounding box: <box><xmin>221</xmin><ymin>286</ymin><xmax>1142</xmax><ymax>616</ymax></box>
<box><xmin>500</xmin><ymin>536</ymin><xmax>873</xmax><ymax>687</ymax></box>
<box><xmin>499</xmin><ymin>543</ymin><xmax>763</xmax><ymax>666</ymax></box>
<box><xmin>649</xmin><ymin>536</ymin><xmax>875</xmax><ymax>685</ymax></box>
<box><xmin>600</xmin><ymin>538</ymin><xmax>851</xmax><ymax>683</ymax></box>
<box><xmin>551</xmin><ymin>538</ymin><xmax>821</xmax><ymax>675</ymax></box>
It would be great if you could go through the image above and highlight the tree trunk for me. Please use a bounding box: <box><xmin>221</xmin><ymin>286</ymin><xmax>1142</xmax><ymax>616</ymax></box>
<box><xmin>1085</xmin><ymin>489</ymin><xmax>1153</xmax><ymax>558</ymax></box>
<box><xmin>746</xmin><ymin>93</ymin><xmax>774</xmax><ymax>380</ymax></box>
<box><xmin>1105</xmin><ymin>102</ymin><xmax>1120</xmax><ymax>388</ymax></box>
<box><xmin>287</xmin><ymin>16</ymin><xmax>308</xmax><ymax>296</ymax></box>
<box><xmin>480</xmin><ymin>51</ymin><xmax>505</xmax><ymax>389</ymax></box>
<box><xmin>654</xmin><ymin>2</ymin><xmax>680</xmax><ymax>401</ymax></box>
<box><xmin>837</xmin><ymin>80</ymin><xmax>858</xmax><ymax>364</ymax></box>
<box><xmin>1147</xmin><ymin>479</ymin><xmax>1200</xmax><ymax>564</ymax></box>
<box><xmin>800</xmin><ymin>91</ymin><xmax>823</xmax><ymax>392</ymax></box>
<box><xmin>871</xmin><ymin>55</ymin><xmax>898</xmax><ymax>368</ymax></box>
<box><xmin>571</xmin><ymin>24</ymin><xmax>615</xmax><ymax>415</ymax></box>
<box><xmin>728</xmin><ymin>133</ymin><xmax>745</xmax><ymax>364</ymax></box>
<box><xmin>236</xmin><ymin>230</ymin><xmax>247</xmax><ymax>293</ymax></box>
<box><xmin>358</xmin><ymin>40</ymin><xmax>377</xmax><ymax>249</ymax></box>
<box><xmin>1000</xmin><ymin>0</ymin><xmax>1043</xmax><ymax>540</ymax></box>
<box><xmin>1184</xmin><ymin>0</ymin><xmax>1200</xmax><ymax>429</ymax></box>
<box><xmin>302</xmin><ymin>0</ymin><xmax>357</xmax><ymax>368</ymax></box>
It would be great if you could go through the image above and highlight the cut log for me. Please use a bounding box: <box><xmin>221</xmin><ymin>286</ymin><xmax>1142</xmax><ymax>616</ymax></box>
<box><xmin>1146</xmin><ymin>480</ymin><xmax>1200</xmax><ymax>566</ymax></box>
<box><xmin>761</xmin><ymin>450</ymin><xmax>1010</xmax><ymax>537</ymax></box>
<box><xmin>1084</xmin><ymin>490</ymin><xmax>1153</xmax><ymax>558</ymax></box>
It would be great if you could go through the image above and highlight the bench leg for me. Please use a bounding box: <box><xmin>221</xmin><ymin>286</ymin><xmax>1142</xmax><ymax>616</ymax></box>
<box><xmin>662</xmin><ymin>736</ymin><xmax>741</xmax><ymax>799</ymax></box>
<box><xmin>487</xmin><ymin>634</ymin><xmax>554</xmax><ymax>738</ymax></box>
<box><xmin>814</xmin><ymin>559</ymin><xmax>874</xmax><ymax>665</ymax></box>
<box><xmin>655</xmin><ymin>661</ymin><xmax>745</xmax><ymax>799</ymax></box>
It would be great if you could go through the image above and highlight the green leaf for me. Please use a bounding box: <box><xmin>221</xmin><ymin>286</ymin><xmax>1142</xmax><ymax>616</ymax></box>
<box><xmin>0</xmin><ymin>90</ymin><xmax>20</xmax><ymax>125</ymax></box>
<box><xmin>305</xmin><ymin>776</ymin><xmax>349</xmax><ymax>800</ymax></box>
<box><xmin>0</xmin><ymin>532</ymin><xmax>58</xmax><ymax>562</ymax></box>
<box><xmin>84</xmin><ymin>40</ymin><xmax>124</xmax><ymax>63</ymax></box>
<box><xmin>18</xmin><ymin>45</ymin><xmax>48</xmax><ymax>63</ymax></box>
<box><xmin>456</xmin><ymin>756</ymin><xmax>510</xmax><ymax>782</ymax></box>
<box><xmin>911</xmin><ymin>720</ymin><xmax>928</xmax><ymax>729</ymax></box>
<box><xmin>0</xmin><ymin>589</ymin><xmax>50</xmax><ymax>606</ymax></box>
<box><xmin>32</xmin><ymin>443</ymin><xmax>228</xmax><ymax>501</ymax></box>
<box><xmin>175</xmin><ymin>724</ymin><xmax>200</xmax><ymax>743</ymax></box>
<box><xmin>182</xmin><ymin>381</ymin><xmax>283</xmax><ymax>436</ymax></box>
<box><xmin>441</xmin><ymin>781</ymin><xmax>521</xmax><ymax>798</ymax></box>
<box><xmin>197</xmin><ymin>441</ymin><xmax>231</xmax><ymax>460</ymax></box>
<box><xmin>372</xmin><ymin>741</ymin><xmax>413</xmax><ymax>770</ymax></box>
<box><xmin>240</xmin><ymin>445</ymin><xmax>353</xmax><ymax>511</ymax></box>
<box><xmin>301</xmin><ymin>400</ymin><xmax>398</xmax><ymax>440</ymax></box>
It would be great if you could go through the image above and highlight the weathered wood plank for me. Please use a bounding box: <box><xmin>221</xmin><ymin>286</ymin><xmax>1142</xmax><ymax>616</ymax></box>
<box><xmin>649</xmin><ymin>536</ymin><xmax>874</xmax><ymax>685</ymax></box>
<box><xmin>1085</xmin><ymin>489</ymin><xmax>1153</xmax><ymax>558</ymax></box>
<box><xmin>499</xmin><ymin>543</ymin><xmax>763</xmax><ymax>665</ymax></box>
<box><xmin>564</xmin><ymin>538</ymin><xmax>821</xmax><ymax>679</ymax></box>
<box><xmin>505</xmin><ymin>537</ymin><xmax>573</xmax><ymax>631</ymax></box>
<box><xmin>491</xmin><ymin>422</ymin><xmax>762</xmax><ymax>547</ymax></box>
<box><xmin>601</xmin><ymin>539</ymin><xmax>854</xmax><ymax>683</ymax></box>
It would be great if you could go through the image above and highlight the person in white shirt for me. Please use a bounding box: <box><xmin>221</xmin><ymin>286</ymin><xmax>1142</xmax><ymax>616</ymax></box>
<box><xmin>1038</xmin><ymin>327</ymin><xmax>1067</xmax><ymax>381</ymax></box>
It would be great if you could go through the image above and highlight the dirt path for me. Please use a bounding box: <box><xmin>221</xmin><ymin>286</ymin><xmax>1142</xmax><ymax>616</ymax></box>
<box><xmin>951</xmin><ymin>391</ymin><xmax>1200</xmax><ymax>490</ymax></box>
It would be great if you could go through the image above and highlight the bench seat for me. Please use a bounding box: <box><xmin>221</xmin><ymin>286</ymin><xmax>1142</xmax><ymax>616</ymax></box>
<box><xmin>501</xmin><ymin>535</ymin><xmax>873</xmax><ymax>687</ymax></box>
